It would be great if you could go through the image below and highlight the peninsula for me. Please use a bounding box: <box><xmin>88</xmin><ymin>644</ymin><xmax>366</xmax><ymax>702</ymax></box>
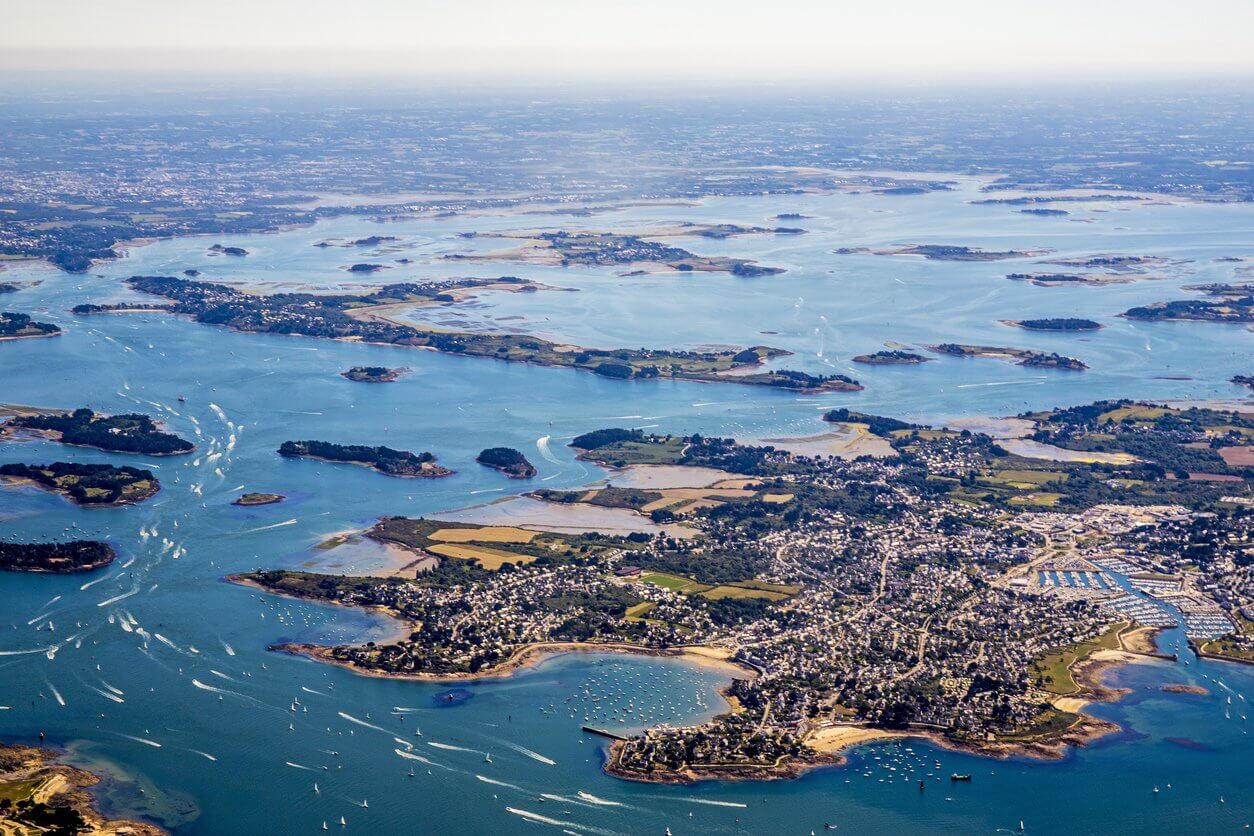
<box><xmin>0</xmin><ymin>540</ymin><xmax>115</xmax><ymax>573</ymax></box>
<box><xmin>278</xmin><ymin>440</ymin><xmax>453</xmax><ymax>478</ymax></box>
<box><xmin>476</xmin><ymin>447</ymin><xmax>537</xmax><ymax>478</ymax></box>
<box><xmin>0</xmin><ymin>461</ymin><xmax>159</xmax><ymax>505</ymax></box>
<box><xmin>1</xmin><ymin>407</ymin><xmax>195</xmax><ymax>456</ymax></box>
<box><xmin>123</xmin><ymin>275</ymin><xmax>860</xmax><ymax>392</ymax></box>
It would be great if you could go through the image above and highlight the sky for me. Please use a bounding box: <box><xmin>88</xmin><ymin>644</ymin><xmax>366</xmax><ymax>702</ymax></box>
<box><xmin>2</xmin><ymin>0</ymin><xmax>1253</xmax><ymax>83</ymax></box>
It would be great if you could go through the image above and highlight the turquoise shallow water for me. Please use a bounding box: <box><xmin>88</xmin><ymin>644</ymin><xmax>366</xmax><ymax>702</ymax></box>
<box><xmin>0</xmin><ymin>185</ymin><xmax>1251</xmax><ymax>834</ymax></box>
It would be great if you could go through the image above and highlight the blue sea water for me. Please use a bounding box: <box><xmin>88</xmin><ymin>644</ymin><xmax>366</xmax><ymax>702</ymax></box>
<box><xmin>0</xmin><ymin>183</ymin><xmax>1251</xmax><ymax>834</ymax></box>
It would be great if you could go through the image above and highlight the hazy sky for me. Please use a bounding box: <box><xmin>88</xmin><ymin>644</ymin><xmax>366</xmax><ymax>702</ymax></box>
<box><xmin>3</xmin><ymin>0</ymin><xmax>1253</xmax><ymax>82</ymax></box>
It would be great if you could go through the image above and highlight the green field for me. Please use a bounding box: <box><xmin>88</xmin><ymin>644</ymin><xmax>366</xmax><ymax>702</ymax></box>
<box><xmin>1031</xmin><ymin>624</ymin><xmax>1125</xmax><ymax>696</ymax></box>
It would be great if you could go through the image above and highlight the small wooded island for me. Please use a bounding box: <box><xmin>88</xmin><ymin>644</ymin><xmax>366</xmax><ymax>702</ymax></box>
<box><xmin>278</xmin><ymin>440</ymin><xmax>453</xmax><ymax>478</ymax></box>
<box><xmin>1233</xmin><ymin>375</ymin><xmax>1254</xmax><ymax>389</ymax></box>
<box><xmin>1004</xmin><ymin>318</ymin><xmax>1102</xmax><ymax>331</ymax></box>
<box><xmin>930</xmin><ymin>343</ymin><xmax>1088</xmax><ymax>370</ymax></box>
<box><xmin>341</xmin><ymin>365</ymin><xmax>405</xmax><ymax>382</ymax></box>
<box><xmin>837</xmin><ymin>244</ymin><xmax>1047</xmax><ymax>261</ymax></box>
<box><xmin>1123</xmin><ymin>283</ymin><xmax>1253</xmax><ymax>324</ymax></box>
<box><xmin>0</xmin><ymin>540</ymin><xmax>115</xmax><ymax>573</ymax></box>
<box><xmin>347</xmin><ymin>263</ymin><xmax>385</xmax><ymax>273</ymax></box>
<box><xmin>476</xmin><ymin>447</ymin><xmax>537</xmax><ymax>478</ymax></box>
<box><xmin>1</xmin><ymin>407</ymin><xmax>195</xmax><ymax>455</ymax></box>
<box><xmin>233</xmin><ymin>492</ymin><xmax>285</xmax><ymax>506</ymax></box>
<box><xmin>0</xmin><ymin>462</ymin><xmax>159</xmax><ymax>505</ymax></box>
<box><xmin>208</xmin><ymin>243</ymin><xmax>248</xmax><ymax>256</ymax></box>
<box><xmin>852</xmin><ymin>350</ymin><xmax>931</xmax><ymax>365</ymax></box>
<box><xmin>0</xmin><ymin>312</ymin><xmax>60</xmax><ymax>340</ymax></box>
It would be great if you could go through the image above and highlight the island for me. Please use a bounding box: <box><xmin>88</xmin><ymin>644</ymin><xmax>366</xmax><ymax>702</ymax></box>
<box><xmin>1123</xmin><ymin>282</ymin><xmax>1254</xmax><ymax>324</ymax></box>
<box><xmin>1020</xmin><ymin>208</ymin><xmax>1069</xmax><ymax>216</ymax></box>
<box><xmin>0</xmin><ymin>462</ymin><xmax>159</xmax><ymax>505</ymax></box>
<box><xmin>0</xmin><ymin>282</ymin><xmax>18</xmax><ymax>294</ymax></box>
<box><xmin>1161</xmin><ymin>684</ymin><xmax>1209</xmax><ymax>695</ymax></box>
<box><xmin>929</xmin><ymin>343</ymin><xmax>1088</xmax><ymax>370</ymax></box>
<box><xmin>1005</xmin><ymin>272</ymin><xmax>1165</xmax><ymax>287</ymax></box>
<box><xmin>1233</xmin><ymin>375</ymin><xmax>1253</xmax><ymax>389</ymax></box>
<box><xmin>1</xmin><ymin>407</ymin><xmax>195</xmax><ymax>455</ymax></box>
<box><xmin>1004</xmin><ymin>318</ymin><xmax>1102</xmax><ymax>331</ymax></box>
<box><xmin>317</xmin><ymin>235</ymin><xmax>398</xmax><ymax>248</ymax></box>
<box><xmin>278</xmin><ymin>440</ymin><xmax>453</xmax><ymax>478</ymax></box>
<box><xmin>341</xmin><ymin>365</ymin><xmax>405</xmax><ymax>383</ymax></box>
<box><xmin>208</xmin><ymin>243</ymin><xmax>248</xmax><ymax>256</ymax></box>
<box><xmin>0</xmin><ymin>540</ymin><xmax>115</xmax><ymax>573</ymax></box>
<box><xmin>1041</xmin><ymin>254</ymin><xmax>1179</xmax><ymax>272</ymax></box>
<box><xmin>449</xmin><ymin>226</ymin><xmax>787</xmax><ymax>276</ymax></box>
<box><xmin>233</xmin><ymin>492</ymin><xmax>285</xmax><ymax>506</ymax></box>
<box><xmin>0</xmin><ymin>742</ymin><xmax>163</xmax><ymax>834</ymax></box>
<box><xmin>475</xmin><ymin>447</ymin><xmax>537</xmax><ymax>479</ymax></box>
<box><xmin>236</xmin><ymin>399</ymin><xmax>1252</xmax><ymax>783</ymax></box>
<box><xmin>852</xmin><ymin>350</ymin><xmax>931</xmax><ymax>365</ymax></box>
<box><xmin>122</xmin><ymin>275</ymin><xmax>859</xmax><ymax>392</ymax></box>
<box><xmin>347</xmin><ymin>263</ymin><xmax>385</xmax><ymax>273</ymax></box>
<box><xmin>0</xmin><ymin>312</ymin><xmax>60</xmax><ymax>340</ymax></box>
<box><xmin>838</xmin><ymin>244</ymin><xmax>1048</xmax><ymax>261</ymax></box>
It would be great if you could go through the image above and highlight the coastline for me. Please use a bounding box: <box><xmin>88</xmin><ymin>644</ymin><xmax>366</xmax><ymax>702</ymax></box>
<box><xmin>0</xmin><ymin>741</ymin><xmax>164</xmax><ymax>835</ymax></box>
<box><xmin>227</xmin><ymin>574</ymin><xmax>416</xmax><ymax>644</ymax></box>
<box><xmin>604</xmin><ymin>641</ymin><xmax>1158</xmax><ymax>785</ymax></box>
<box><xmin>270</xmin><ymin>638</ymin><xmax>756</xmax><ymax>684</ymax></box>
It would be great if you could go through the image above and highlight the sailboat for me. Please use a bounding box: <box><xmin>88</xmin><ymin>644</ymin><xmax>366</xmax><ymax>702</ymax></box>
<box><xmin>339</xmin><ymin>817</ymin><xmax>346</xmax><ymax>827</ymax></box>
<box><xmin>360</xmin><ymin>800</ymin><xmax>368</xmax><ymax>809</ymax></box>
<box><xmin>485</xmin><ymin>753</ymin><xmax>493</xmax><ymax>764</ymax></box>
<box><xmin>314</xmin><ymin>783</ymin><xmax>319</xmax><ymax>794</ymax></box>
<box><xmin>321</xmin><ymin>823</ymin><xmax>328</xmax><ymax>831</ymax></box>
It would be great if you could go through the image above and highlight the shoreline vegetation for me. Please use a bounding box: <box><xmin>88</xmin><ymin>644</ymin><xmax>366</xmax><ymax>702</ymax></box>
<box><xmin>0</xmin><ymin>407</ymin><xmax>195</xmax><ymax>456</ymax></box>
<box><xmin>0</xmin><ymin>742</ymin><xmax>164</xmax><ymax>834</ymax></box>
<box><xmin>340</xmin><ymin>365</ymin><xmax>406</xmax><ymax>383</ymax></box>
<box><xmin>0</xmin><ymin>461</ymin><xmax>159</xmax><ymax>506</ymax></box>
<box><xmin>0</xmin><ymin>311</ymin><xmax>60</xmax><ymax>341</ymax></box>
<box><xmin>928</xmin><ymin>343</ymin><xmax>1088</xmax><ymax>370</ymax></box>
<box><xmin>269</xmin><ymin>637</ymin><xmax>755</xmax><ymax>684</ymax></box>
<box><xmin>852</xmin><ymin>350</ymin><xmax>931</xmax><ymax>365</ymax></box>
<box><xmin>125</xmin><ymin>275</ymin><xmax>861</xmax><ymax>393</ymax></box>
<box><xmin>278</xmin><ymin>440</ymin><xmax>453</xmax><ymax>478</ymax></box>
<box><xmin>1002</xmin><ymin>318</ymin><xmax>1103</xmax><ymax>332</ymax></box>
<box><xmin>233</xmin><ymin>492</ymin><xmax>285</xmax><ymax>506</ymax></box>
<box><xmin>1122</xmin><ymin>282</ymin><xmax>1253</xmax><ymax>324</ymax></box>
<box><xmin>0</xmin><ymin>540</ymin><xmax>115</xmax><ymax>573</ymax></box>
<box><xmin>476</xmin><ymin>447</ymin><xmax>537</xmax><ymax>479</ymax></box>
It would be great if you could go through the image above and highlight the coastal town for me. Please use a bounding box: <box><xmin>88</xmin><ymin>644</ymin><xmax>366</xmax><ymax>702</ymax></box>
<box><xmin>242</xmin><ymin>400</ymin><xmax>1252</xmax><ymax>782</ymax></box>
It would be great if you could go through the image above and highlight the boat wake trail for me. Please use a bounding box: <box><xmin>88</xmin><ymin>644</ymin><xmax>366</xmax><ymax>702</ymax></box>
<box><xmin>337</xmin><ymin>711</ymin><xmax>391</xmax><ymax>734</ymax></box>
